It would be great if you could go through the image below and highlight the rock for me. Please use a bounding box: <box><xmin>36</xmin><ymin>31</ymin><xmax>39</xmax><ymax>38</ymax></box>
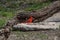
<box><xmin>44</xmin><ymin>12</ymin><xmax>60</xmax><ymax>22</ymax></box>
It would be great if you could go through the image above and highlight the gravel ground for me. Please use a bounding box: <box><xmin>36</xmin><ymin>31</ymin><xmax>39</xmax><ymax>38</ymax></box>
<box><xmin>5</xmin><ymin>30</ymin><xmax>60</xmax><ymax>40</ymax></box>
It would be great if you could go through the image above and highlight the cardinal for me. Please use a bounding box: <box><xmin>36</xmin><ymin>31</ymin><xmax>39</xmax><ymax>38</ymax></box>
<box><xmin>25</xmin><ymin>16</ymin><xmax>34</xmax><ymax>23</ymax></box>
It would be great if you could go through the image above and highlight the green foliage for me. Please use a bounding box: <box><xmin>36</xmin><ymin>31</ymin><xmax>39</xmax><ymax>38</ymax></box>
<box><xmin>0</xmin><ymin>18</ymin><xmax>6</xmax><ymax>28</ymax></box>
<box><xmin>0</xmin><ymin>11</ymin><xmax>15</xmax><ymax>28</ymax></box>
<box><xmin>0</xmin><ymin>11</ymin><xmax>14</xmax><ymax>18</ymax></box>
<box><xmin>0</xmin><ymin>0</ymin><xmax>52</xmax><ymax>11</ymax></box>
<box><xmin>24</xmin><ymin>1</ymin><xmax>51</xmax><ymax>11</ymax></box>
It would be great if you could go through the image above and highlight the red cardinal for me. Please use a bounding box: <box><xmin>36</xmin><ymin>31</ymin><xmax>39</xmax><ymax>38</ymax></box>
<box><xmin>25</xmin><ymin>16</ymin><xmax>33</xmax><ymax>23</ymax></box>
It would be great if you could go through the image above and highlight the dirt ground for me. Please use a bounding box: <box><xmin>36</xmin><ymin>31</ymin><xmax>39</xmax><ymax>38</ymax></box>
<box><xmin>2</xmin><ymin>29</ymin><xmax>59</xmax><ymax>40</ymax></box>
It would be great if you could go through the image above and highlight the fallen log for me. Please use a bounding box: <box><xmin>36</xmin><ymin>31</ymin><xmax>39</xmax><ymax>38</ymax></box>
<box><xmin>16</xmin><ymin>1</ymin><xmax>60</xmax><ymax>23</ymax></box>
<box><xmin>13</xmin><ymin>22</ymin><xmax>60</xmax><ymax>31</ymax></box>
